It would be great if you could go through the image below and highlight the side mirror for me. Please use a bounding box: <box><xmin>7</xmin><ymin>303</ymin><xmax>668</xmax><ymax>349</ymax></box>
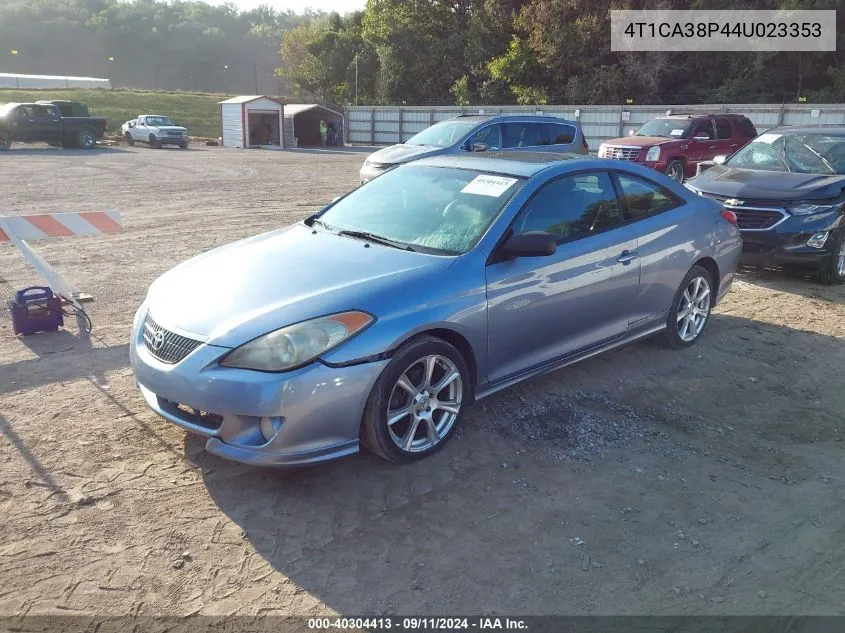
<box><xmin>712</xmin><ymin>154</ymin><xmax>727</xmax><ymax>165</ymax></box>
<box><xmin>472</xmin><ymin>143</ymin><xmax>488</xmax><ymax>152</ymax></box>
<box><xmin>502</xmin><ymin>231</ymin><xmax>557</xmax><ymax>259</ymax></box>
<box><xmin>693</xmin><ymin>135</ymin><xmax>710</xmax><ymax>142</ymax></box>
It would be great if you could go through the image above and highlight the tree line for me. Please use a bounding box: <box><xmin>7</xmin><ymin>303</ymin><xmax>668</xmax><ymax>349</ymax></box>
<box><xmin>0</xmin><ymin>0</ymin><xmax>842</xmax><ymax>105</ymax></box>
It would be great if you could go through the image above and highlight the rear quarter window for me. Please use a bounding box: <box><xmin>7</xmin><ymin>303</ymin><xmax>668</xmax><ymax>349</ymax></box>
<box><xmin>545</xmin><ymin>123</ymin><xmax>576</xmax><ymax>145</ymax></box>
<box><xmin>737</xmin><ymin>117</ymin><xmax>758</xmax><ymax>138</ymax></box>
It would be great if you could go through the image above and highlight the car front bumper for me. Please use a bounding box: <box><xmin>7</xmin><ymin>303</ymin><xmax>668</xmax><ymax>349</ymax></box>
<box><xmin>129</xmin><ymin>306</ymin><xmax>388</xmax><ymax>467</ymax></box>
<box><xmin>155</xmin><ymin>136</ymin><xmax>187</xmax><ymax>145</ymax></box>
<box><xmin>738</xmin><ymin>211</ymin><xmax>842</xmax><ymax>270</ymax></box>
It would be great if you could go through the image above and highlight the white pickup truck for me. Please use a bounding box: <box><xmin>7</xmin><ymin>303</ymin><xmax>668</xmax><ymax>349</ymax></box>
<box><xmin>121</xmin><ymin>115</ymin><xmax>188</xmax><ymax>149</ymax></box>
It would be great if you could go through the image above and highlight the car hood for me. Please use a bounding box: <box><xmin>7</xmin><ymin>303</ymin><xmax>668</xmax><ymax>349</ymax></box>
<box><xmin>688</xmin><ymin>165</ymin><xmax>845</xmax><ymax>201</ymax></box>
<box><xmin>366</xmin><ymin>144</ymin><xmax>443</xmax><ymax>165</ymax></box>
<box><xmin>145</xmin><ymin>224</ymin><xmax>452</xmax><ymax>347</ymax></box>
<box><xmin>604</xmin><ymin>136</ymin><xmax>676</xmax><ymax>147</ymax></box>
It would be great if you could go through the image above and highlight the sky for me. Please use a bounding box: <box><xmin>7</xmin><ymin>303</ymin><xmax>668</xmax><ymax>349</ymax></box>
<box><xmin>207</xmin><ymin>0</ymin><xmax>367</xmax><ymax>13</ymax></box>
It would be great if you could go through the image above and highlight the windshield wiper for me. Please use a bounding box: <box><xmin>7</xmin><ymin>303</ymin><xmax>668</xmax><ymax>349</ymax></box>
<box><xmin>799</xmin><ymin>142</ymin><xmax>836</xmax><ymax>174</ymax></box>
<box><xmin>337</xmin><ymin>229</ymin><xmax>417</xmax><ymax>252</ymax></box>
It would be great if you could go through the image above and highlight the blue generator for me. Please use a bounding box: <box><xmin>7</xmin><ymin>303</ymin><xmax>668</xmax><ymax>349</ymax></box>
<box><xmin>8</xmin><ymin>286</ymin><xmax>63</xmax><ymax>336</ymax></box>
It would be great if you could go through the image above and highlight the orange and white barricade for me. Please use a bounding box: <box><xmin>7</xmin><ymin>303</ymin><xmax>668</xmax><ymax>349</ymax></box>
<box><xmin>0</xmin><ymin>211</ymin><xmax>123</xmax><ymax>310</ymax></box>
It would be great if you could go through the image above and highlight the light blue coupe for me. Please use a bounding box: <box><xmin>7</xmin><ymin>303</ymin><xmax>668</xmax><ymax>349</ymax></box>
<box><xmin>130</xmin><ymin>152</ymin><xmax>741</xmax><ymax>466</ymax></box>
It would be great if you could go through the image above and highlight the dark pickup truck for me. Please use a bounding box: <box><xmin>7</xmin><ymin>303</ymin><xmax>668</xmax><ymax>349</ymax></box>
<box><xmin>0</xmin><ymin>102</ymin><xmax>107</xmax><ymax>150</ymax></box>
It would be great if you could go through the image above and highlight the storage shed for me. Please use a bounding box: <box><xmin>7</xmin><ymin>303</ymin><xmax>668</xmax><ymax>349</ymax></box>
<box><xmin>219</xmin><ymin>95</ymin><xmax>285</xmax><ymax>148</ymax></box>
<box><xmin>283</xmin><ymin>104</ymin><xmax>345</xmax><ymax>147</ymax></box>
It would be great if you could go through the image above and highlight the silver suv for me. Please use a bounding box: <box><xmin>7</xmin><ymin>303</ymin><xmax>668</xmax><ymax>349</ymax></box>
<box><xmin>360</xmin><ymin>114</ymin><xmax>588</xmax><ymax>183</ymax></box>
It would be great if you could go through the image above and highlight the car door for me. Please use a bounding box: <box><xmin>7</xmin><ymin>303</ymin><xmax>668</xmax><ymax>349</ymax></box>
<box><xmin>687</xmin><ymin>120</ymin><xmax>717</xmax><ymax>169</ymax></box>
<box><xmin>503</xmin><ymin>122</ymin><xmax>548</xmax><ymax>151</ymax></box>
<box><xmin>713</xmin><ymin>118</ymin><xmax>736</xmax><ymax>158</ymax></box>
<box><xmin>485</xmin><ymin>171</ymin><xmax>641</xmax><ymax>384</ymax></box>
<box><xmin>133</xmin><ymin>117</ymin><xmax>148</xmax><ymax>141</ymax></box>
<box><xmin>464</xmin><ymin>124</ymin><xmax>503</xmax><ymax>152</ymax></box>
<box><xmin>33</xmin><ymin>105</ymin><xmax>62</xmax><ymax>144</ymax></box>
<box><xmin>611</xmin><ymin>171</ymin><xmax>691</xmax><ymax>326</ymax></box>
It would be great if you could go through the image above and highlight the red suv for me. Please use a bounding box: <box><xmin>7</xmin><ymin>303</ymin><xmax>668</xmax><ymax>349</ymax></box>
<box><xmin>598</xmin><ymin>114</ymin><xmax>758</xmax><ymax>182</ymax></box>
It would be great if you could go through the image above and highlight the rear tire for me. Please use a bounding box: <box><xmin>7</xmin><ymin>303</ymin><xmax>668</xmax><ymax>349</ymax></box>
<box><xmin>816</xmin><ymin>229</ymin><xmax>845</xmax><ymax>285</ymax></box>
<box><xmin>666</xmin><ymin>159</ymin><xmax>685</xmax><ymax>183</ymax></box>
<box><xmin>661</xmin><ymin>265</ymin><xmax>714</xmax><ymax>349</ymax></box>
<box><xmin>78</xmin><ymin>128</ymin><xmax>96</xmax><ymax>150</ymax></box>
<box><xmin>361</xmin><ymin>335</ymin><xmax>471</xmax><ymax>464</ymax></box>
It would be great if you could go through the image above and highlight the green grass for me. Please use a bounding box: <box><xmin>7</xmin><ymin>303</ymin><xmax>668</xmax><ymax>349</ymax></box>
<box><xmin>0</xmin><ymin>88</ymin><xmax>230</xmax><ymax>137</ymax></box>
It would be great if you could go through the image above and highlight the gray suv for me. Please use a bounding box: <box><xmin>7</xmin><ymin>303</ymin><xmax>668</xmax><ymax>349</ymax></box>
<box><xmin>360</xmin><ymin>114</ymin><xmax>588</xmax><ymax>183</ymax></box>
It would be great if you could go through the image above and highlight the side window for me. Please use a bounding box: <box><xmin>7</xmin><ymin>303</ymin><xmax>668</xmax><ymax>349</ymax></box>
<box><xmin>516</xmin><ymin>172</ymin><xmax>623</xmax><ymax>243</ymax></box>
<box><xmin>504</xmin><ymin>122</ymin><xmax>547</xmax><ymax>148</ymax></box>
<box><xmin>714</xmin><ymin>118</ymin><xmax>732</xmax><ymax>139</ymax></box>
<box><xmin>615</xmin><ymin>173</ymin><xmax>681</xmax><ymax>221</ymax></box>
<box><xmin>691</xmin><ymin>120</ymin><xmax>714</xmax><ymax>140</ymax></box>
<box><xmin>466</xmin><ymin>124</ymin><xmax>502</xmax><ymax>151</ymax></box>
<box><xmin>546</xmin><ymin>123</ymin><xmax>576</xmax><ymax>145</ymax></box>
<box><xmin>737</xmin><ymin>117</ymin><xmax>758</xmax><ymax>138</ymax></box>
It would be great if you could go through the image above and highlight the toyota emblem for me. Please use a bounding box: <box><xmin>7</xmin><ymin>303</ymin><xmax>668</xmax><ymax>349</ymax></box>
<box><xmin>151</xmin><ymin>330</ymin><xmax>166</xmax><ymax>351</ymax></box>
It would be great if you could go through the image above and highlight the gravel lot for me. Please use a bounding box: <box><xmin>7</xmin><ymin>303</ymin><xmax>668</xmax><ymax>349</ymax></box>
<box><xmin>1</xmin><ymin>145</ymin><xmax>844</xmax><ymax>618</ymax></box>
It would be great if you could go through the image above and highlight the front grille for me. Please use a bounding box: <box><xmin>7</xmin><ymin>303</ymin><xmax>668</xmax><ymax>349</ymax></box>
<box><xmin>732</xmin><ymin>209</ymin><xmax>787</xmax><ymax>230</ymax></box>
<box><xmin>604</xmin><ymin>146</ymin><xmax>641</xmax><ymax>161</ymax></box>
<box><xmin>698</xmin><ymin>193</ymin><xmax>789</xmax><ymax>231</ymax></box>
<box><xmin>143</xmin><ymin>313</ymin><xmax>202</xmax><ymax>364</ymax></box>
<box><xmin>167</xmin><ymin>131</ymin><xmax>183</xmax><ymax>137</ymax></box>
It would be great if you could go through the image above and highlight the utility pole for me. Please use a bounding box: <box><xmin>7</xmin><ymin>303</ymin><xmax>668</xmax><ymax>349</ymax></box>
<box><xmin>253</xmin><ymin>60</ymin><xmax>259</xmax><ymax>95</ymax></box>
<box><xmin>354</xmin><ymin>52</ymin><xmax>359</xmax><ymax>106</ymax></box>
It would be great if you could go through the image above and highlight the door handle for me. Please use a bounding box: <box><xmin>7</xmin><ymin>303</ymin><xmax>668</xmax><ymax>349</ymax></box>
<box><xmin>617</xmin><ymin>250</ymin><xmax>638</xmax><ymax>265</ymax></box>
<box><xmin>708</xmin><ymin>145</ymin><xmax>717</xmax><ymax>149</ymax></box>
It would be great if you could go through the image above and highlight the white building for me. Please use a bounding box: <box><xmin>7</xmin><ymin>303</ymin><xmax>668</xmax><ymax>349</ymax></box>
<box><xmin>0</xmin><ymin>73</ymin><xmax>111</xmax><ymax>89</ymax></box>
<box><xmin>219</xmin><ymin>95</ymin><xmax>285</xmax><ymax>148</ymax></box>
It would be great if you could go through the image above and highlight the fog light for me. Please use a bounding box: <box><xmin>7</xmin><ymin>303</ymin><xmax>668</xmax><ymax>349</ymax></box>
<box><xmin>259</xmin><ymin>416</ymin><xmax>283</xmax><ymax>442</ymax></box>
<box><xmin>807</xmin><ymin>232</ymin><xmax>829</xmax><ymax>249</ymax></box>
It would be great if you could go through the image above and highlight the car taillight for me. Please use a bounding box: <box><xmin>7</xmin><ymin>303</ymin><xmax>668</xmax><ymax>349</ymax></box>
<box><xmin>720</xmin><ymin>209</ymin><xmax>738</xmax><ymax>226</ymax></box>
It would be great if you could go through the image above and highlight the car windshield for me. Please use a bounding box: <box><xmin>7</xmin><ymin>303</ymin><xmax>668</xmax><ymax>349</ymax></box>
<box><xmin>726</xmin><ymin>132</ymin><xmax>845</xmax><ymax>175</ymax></box>
<box><xmin>636</xmin><ymin>119</ymin><xmax>691</xmax><ymax>139</ymax></box>
<box><xmin>314</xmin><ymin>165</ymin><xmax>523</xmax><ymax>255</ymax></box>
<box><xmin>405</xmin><ymin>121</ymin><xmax>477</xmax><ymax>148</ymax></box>
<box><xmin>146</xmin><ymin>116</ymin><xmax>175</xmax><ymax>126</ymax></box>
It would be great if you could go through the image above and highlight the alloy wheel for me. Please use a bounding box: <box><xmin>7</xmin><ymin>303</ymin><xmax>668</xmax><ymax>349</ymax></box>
<box><xmin>81</xmin><ymin>134</ymin><xmax>95</xmax><ymax>149</ymax></box>
<box><xmin>386</xmin><ymin>354</ymin><xmax>463</xmax><ymax>453</ymax></box>
<box><xmin>837</xmin><ymin>240</ymin><xmax>845</xmax><ymax>277</ymax></box>
<box><xmin>667</xmin><ymin>162</ymin><xmax>684</xmax><ymax>182</ymax></box>
<box><xmin>677</xmin><ymin>276</ymin><xmax>711</xmax><ymax>342</ymax></box>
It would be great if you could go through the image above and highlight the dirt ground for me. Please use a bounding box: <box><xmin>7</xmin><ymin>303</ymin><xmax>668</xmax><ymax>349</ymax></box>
<box><xmin>1</xmin><ymin>145</ymin><xmax>844</xmax><ymax>618</ymax></box>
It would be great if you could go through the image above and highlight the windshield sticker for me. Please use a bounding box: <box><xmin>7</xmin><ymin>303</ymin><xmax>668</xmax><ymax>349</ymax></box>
<box><xmin>461</xmin><ymin>175</ymin><xmax>518</xmax><ymax>197</ymax></box>
<box><xmin>670</xmin><ymin>128</ymin><xmax>685</xmax><ymax>136</ymax></box>
<box><xmin>756</xmin><ymin>133</ymin><xmax>781</xmax><ymax>144</ymax></box>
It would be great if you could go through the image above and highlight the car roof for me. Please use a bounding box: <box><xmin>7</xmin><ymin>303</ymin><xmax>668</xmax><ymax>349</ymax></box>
<box><xmin>449</xmin><ymin>113</ymin><xmax>579</xmax><ymax>124</ymax></box>
<box><xmin>766</xmin><ymin>125</ymin><xmax>845</xmax><ymax>135</ymax></box>
<box><xmin>413</xmin><ymin>151</ymin><xmax>595</xmax><ymax>178</ymax></box>
<box><xmin>658</xmin><ymin>113</ymin><xmax>749</xmax><ymax>119</ymax></box>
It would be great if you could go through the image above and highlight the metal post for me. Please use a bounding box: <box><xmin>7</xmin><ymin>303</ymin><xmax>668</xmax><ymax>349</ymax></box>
<box><xmin>618</xmin><ymin>105</ymin><xmax>625</xmax><ymax>137</ymax></box>
<box><xmin>355</xmin><ymin>54</ymin><xmax>359</xmax><ymax>106</ymax></box>
<box><xmin>398</xmin><ymin>107</ymin><xmax>404</xmax><ymax>143</ymax></box>
<box><xmin>253</xmin><ymin>60</ymin><xmax>259</xmax><ymax>94</ymax></box>
<box><xmin>370</xmin><ymin>108</ymin><xmax>375</xmax><ymax>145</ymax></box>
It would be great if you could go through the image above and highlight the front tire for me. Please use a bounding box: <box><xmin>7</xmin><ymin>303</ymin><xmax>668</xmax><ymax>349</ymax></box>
<box><xmin>0</xmin><ymin>132</ymin><xmax>10</xmax><ymax>151</ymax></box>
<box><xmin>666</xmin><ymin>159</ymin><xmax>685</xmax><ymax>183</ymax></box>
<box><xmin>149</xmin><ymin>134</ymin><xmax>161</xmax><ymax>149</ymax></box>
<box><xmin>817</xmin><ymin>229</ymin><xmax>845</xmax><ymax>285</ymax></box>
<box><xmin>125</xmin><ymin>132</ymin><xmax>135</xmax><ymax>146</ymax></box>
<box><xmin>661</xmin><ymin>265</ymin><xmax>713</xmax><ymax>349</ymax></box>
<box><xmin>361</xmin><ymin>335</ymin><xmax>471</xmax><ymax>464</ymax></box>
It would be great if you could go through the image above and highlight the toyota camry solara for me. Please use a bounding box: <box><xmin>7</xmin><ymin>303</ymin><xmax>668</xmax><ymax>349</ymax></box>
<box><xmin>130</xmin><ymin>151</ymin><xmax>741</xmax><ymax>466</ymax></box>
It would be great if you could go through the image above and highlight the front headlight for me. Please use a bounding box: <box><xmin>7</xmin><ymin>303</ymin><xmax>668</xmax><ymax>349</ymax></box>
<box><xmin>220</xmin><ymin>311</ymin><xmax>374</xmax><ymax>372</ymax></box>
<box><xmin>645</xmin><ymin>146</ymin><xmax>661</xmax><ymax>162</ymax></box>
<box><xmin>365</xmin><ymin>159</ymin><xmax>390</xmax><ymax>169</ymax></box>
<box><xmin>789</xmin><ymin>202</ymin><xmax>841</xmax><ymax>216</ymax></box>
<box><xmin>598</xmin><ymin>143</ymin><xmax>607</xmax><ymax>158</ymax></box>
